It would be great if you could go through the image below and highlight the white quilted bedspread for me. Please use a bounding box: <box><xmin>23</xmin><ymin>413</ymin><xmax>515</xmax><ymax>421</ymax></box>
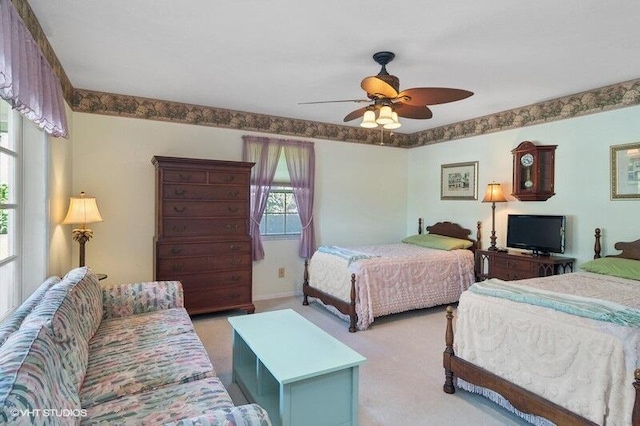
<box><xmin>455</xmin><ymin>272</ymin><xmax>640</xmax><ymax>425</ymax></box>
<box><xmin>308</xmin><ymin>243</ymin><xmax>475</xmax><ymax>330</ymax></box>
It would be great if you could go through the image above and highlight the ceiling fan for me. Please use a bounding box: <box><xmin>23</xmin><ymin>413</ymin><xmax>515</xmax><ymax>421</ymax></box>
<box><xmin>300</xmin><ymin>51</ymin><xmax>473</xmax><ymax>129</ymax></box>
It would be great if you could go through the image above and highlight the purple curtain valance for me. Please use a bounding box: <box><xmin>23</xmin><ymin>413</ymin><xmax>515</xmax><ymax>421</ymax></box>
<box><xmin>0</xmin><ymin>0</ymin><xmax>69</xmax><ymax>138</ymax></box>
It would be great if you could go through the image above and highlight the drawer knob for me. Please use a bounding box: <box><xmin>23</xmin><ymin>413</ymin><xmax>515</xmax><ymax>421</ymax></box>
<box><xmin>172</xmin><ymin>225</ymin><xmax>187</xmax><ymax>232</ymax></box>
<box><xmin>179</xmin><ymin>173</ymin><xmax>191</xmax><ymax>181</ymax></box>
<box><xmin>170</xmin><ymin>263</ymin><xmax>184</xmax><ymax>271</ymax></box>
<box><xmin>170</xmin><ymin>247</ymin><xmax>183</xmax><ymax>254</ymax></box>
<box><xmin>222</xmin><ymin>175</ymin><xmax>236</xmax><ymax>183</ymax></box>
<box><xmin>174</xmin><ymin>188</ymin><xmax>187</xmax><ymax>196</ymax></box>
<box><xmin>227</xmin><ymin>206</ymin><xmax>239</xmax><ymax>213</ymax></box>
<box><xmin>173</xmin><ymin>206</ymin><xmax>186</xmax><ymax>213</ymax></box>
<box><xmin>230</xmin><ymin>244</ymin><xmax>241</xmax><ymax>251</ymax></box>
<box><xmin>231</xmin><ymin>257</ymin><xmax>243</xmax><ymax>266</ymax></box>
<box><xmin>227</xmin><ymin>190</ymin><xmax>239</xmax><ymax>198</ymax></box>
<box><xmin>230</xmin><ymin>275</ymin><xmax>241</xmax><ymax>281</ymax></box>
<box><xmin>225</xmin><ymin>224</ymin><xmax>240</xmax><ymax>231</ymax></box>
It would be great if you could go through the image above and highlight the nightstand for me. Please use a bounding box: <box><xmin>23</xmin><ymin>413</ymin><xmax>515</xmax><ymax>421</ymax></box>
<box><xmin>475</xmin><ymin>249</ymin><xmax>574</xmax><ymax>281</ymax></box>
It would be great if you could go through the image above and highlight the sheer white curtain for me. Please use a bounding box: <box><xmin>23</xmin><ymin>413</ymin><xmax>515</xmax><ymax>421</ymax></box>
<box><xmin>242</xmin><ymin>135</ymin><xmax>316</xmax><ymax>260</ymax></box>
<box><xmin>0</xmin><ymin>0</ymin><xmax>68</xmax><ymax>138</ymax></box>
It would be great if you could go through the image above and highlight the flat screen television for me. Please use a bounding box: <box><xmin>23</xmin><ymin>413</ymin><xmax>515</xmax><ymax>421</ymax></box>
<box><xmin>506</xmin><ymin>214</ymin><xmax>566</xmax><ymax>255</ymax></box>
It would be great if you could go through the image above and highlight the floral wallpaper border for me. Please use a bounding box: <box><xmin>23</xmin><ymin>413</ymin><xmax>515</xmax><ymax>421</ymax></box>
<box><xmin>72</xmin><ymin>79</ymin><xmax>640</xmax><ymax>148</ymax></box>
<box><xmin>15</xmin><ymin>0</ymin><xmax>640</xmax><ymax>148</ymax></box>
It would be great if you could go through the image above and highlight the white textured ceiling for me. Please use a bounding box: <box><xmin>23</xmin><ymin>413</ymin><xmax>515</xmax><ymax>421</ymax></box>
<box><xmin>28</xmin><ymin>0</ymin><xmax>640</xmax><ymax>134</ymax></box>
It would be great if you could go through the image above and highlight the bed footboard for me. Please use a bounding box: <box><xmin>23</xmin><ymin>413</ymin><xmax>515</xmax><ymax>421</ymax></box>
<box><xmin>444</xmin><ymin>306</ymin><xmax>639</xmax><ymax>425</ymax></box>
<box><xmin>302</xmin><ymin>258</ymin><xmax>358</xmax><ymax>332</ymax></box>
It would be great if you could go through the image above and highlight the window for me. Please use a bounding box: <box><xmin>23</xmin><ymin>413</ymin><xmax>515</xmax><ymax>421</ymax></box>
<box><xmin>259</xmin><ymin>154</ymin><xmax>300</xmax><ymax>237</ymax></box>
<box><xmin>0</xmin><ymin>99</ymin><xmax>20</xmax><ymax>319</ymax></box>
<box><xmin>260</xmin><ymin>186</ymin><xmax>301</xmax><ymax>236</ymax></box>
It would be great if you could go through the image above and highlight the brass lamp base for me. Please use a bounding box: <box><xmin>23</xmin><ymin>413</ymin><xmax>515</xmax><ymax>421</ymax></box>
<box><xmin>71</xmin><ymin>228</ymin><xmax>93</xmax><ymax>267</ymax></box>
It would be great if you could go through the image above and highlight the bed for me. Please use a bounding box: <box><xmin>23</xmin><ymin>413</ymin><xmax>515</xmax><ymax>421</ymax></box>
<box><xmin>303</xmin><ymin>220</ymin><xmax>480</xmax><ymax>332</ymax></box>
<box><xmin>443</xmin><ymin>228</ymin><xmax>640</xmax><ymax>426</ymax></box>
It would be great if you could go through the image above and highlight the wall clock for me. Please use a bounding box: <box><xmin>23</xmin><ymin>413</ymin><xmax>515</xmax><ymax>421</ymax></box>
<box><xmin>511</xmin><ymin>141</ymin><xmax>557</xmax><ymax>201</ymax></box>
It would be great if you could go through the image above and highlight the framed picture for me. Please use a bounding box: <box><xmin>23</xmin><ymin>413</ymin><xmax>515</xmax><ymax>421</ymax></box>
<box><xmin>441</xmin><ymin>161</ymin><xmax>478</xmax><ymax>200</ymax></box>
<box><xmin>610</xmin><ymin>142</ymin><xmax>640</xmax><ymax>200</ymax></box>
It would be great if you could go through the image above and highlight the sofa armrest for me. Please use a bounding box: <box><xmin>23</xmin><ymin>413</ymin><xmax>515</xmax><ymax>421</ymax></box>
<box><xmin>162</xmin><ymin>404</ymin><xmax>272</xmax><ymax>426</ymax></box>
<box><xmin>101</xmin><ymin>280</ymin><xmax>184</xmax><ymax>319</ymax></box>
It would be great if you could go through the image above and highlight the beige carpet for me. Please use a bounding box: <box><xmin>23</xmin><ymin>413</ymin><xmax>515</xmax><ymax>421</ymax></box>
<box><xmin>192</xmin><ymin>297</ymin><xmax>530</xmax><ymax>425</ymax></box>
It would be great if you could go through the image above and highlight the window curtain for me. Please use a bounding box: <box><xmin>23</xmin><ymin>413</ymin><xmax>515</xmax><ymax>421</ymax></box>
<box><xmin>242</xmin><ymin>135</ymin><xmax>316</xmax><ymax>260</ymax></box>
<box><xmin>242</xmin><ymin>136</ymin><xmax>282</xmax><ymax>260</ymax></box>
<box><xmin>282</xmin><ymin>141</ymin><xmax>316</xmax><ymax>258</ymax></box>
<box><xmin>0</xmin><ymin>0</ymin><xmax>69</xmax><ymax>138</ymax></box>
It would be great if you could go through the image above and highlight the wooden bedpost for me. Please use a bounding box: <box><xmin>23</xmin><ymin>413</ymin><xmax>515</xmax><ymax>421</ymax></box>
<box><xmin>633</xmin><ymin>368</ymin><xmax>640</xmax><ymax>426</ymax></box>
<box><xmin>443</xmin><ymin>306</ymin><xmax>456</xmax><ymax>394</ymax></box>
<box><xmin>594</xmin><ymin>228</ymin><xmax>602</xmax><ymax>259</ymax></box>
<box><xmin>476</xmin><ymin>221</ymin><xmax>482</xmax><ymax>250</ymax></box>
<box><xmin>349</xmin><ymin>273</ymin><xmax>357</xmax><ymax>332</ymax></box>
<box><xmin>302</xmin><ymin>259</ymin><xmax>310</xmax><ymax>306</ymax></box>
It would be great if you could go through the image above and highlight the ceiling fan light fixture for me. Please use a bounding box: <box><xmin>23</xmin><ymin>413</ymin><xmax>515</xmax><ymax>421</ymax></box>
<box><xmin>376</xmin><ymin>105</ymin><xmax>394</xmax><ymax>125</ymax></box>
<box><xmin>383</xmin><ymin>112</ymin><xmax>401</xmax><ymax>129</ymax></box>
<box><xmin>360</xmin><ymin>110</ymin><xmax>377</xmax><ymax>128</ymax></box>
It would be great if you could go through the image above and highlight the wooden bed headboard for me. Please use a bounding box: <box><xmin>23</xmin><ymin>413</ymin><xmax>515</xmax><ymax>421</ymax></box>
<box><xmin>424</xmin><ymin>220</ymin><xmax>481</xmax><ymax>251</ymax></box>
<box><xmin>593</xmin><ymin>228</ymin><xmax>640</xmax><ymax>260</ymax></box>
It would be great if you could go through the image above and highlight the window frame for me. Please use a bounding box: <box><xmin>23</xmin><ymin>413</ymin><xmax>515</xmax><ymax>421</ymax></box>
<box><xmin>0</xmin><ymin>100</ymin><xmax>22</xmax><ymax>320</ymax></box>
<box><xmin>259</xmin><ymin>185</ymin><xmax>301</xmax><ymax>239</ymax></box>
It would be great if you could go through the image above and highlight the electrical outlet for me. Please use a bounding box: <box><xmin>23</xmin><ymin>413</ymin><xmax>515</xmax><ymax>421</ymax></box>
<box><xmin>278</xmin><ymin>267</ymin><xmax>285</xmax><ymax>278</ymax></box>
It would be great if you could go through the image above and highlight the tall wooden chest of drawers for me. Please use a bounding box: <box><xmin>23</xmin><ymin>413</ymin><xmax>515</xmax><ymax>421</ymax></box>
<box><xmin>152</xmin><ymin>156</ymin><xmax>255</xmax><ymax>315</ymax></box>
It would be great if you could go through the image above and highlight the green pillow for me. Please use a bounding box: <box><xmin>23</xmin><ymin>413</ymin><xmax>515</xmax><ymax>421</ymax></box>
<box><xmin>580</xmin><ymin>257</ymin><xmax>640</xmax><ymax>281</ymax></box>
<box><xmin>402</xmin><ymin>233</ymin><xmax>473</xmax><ymax>251</ymax></box>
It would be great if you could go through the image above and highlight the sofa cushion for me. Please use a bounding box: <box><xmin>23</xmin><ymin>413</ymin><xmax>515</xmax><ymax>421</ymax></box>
<box><xmin>81</xmin><ymin>377</ymin><xmax>234</xmax><ymax>425</ymax></box>
<box><xmin>89</xmin><ymin>308</ymin><xmax>194</xmax><ymax>351</ymax></box>
<box><xmin>163</xmin><ymin>404</ymin><xmax>272</xmax><ymax>426</ymax></box>
<box><xmin>21</xmin><ymin>278</ymin><xmax>91</xmax><ymax>393</ymax></box>
<box><xmin>102</xmin><ymin>280</ymin><xmax>184</xmax><ymax>319</ymax></box>
<box><xmin>80</xmin><ymin>329</ymin><xmax>215</xmax><ymax>408</ymax></box>
<box><xmin>0</xmin><ymin>325</ymin><xmax>81</xmax><ymax>425</ymax></box>
<box><xmin>0</xmin><ymin>276</ymin><xmax>60</xmax><ymax>347</ymax></box>
<box><xmin>58</xmin><ymin>267</ymin><xmax>103</xmax><ymax>341</ymax></box>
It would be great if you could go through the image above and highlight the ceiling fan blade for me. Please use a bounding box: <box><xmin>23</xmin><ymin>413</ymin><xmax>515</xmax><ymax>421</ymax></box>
<box><xmin>361</xmin><ymin>76</ymin><xmax>398</xmax><ymax>99</ymax></box>
<box><xmin>394</xmin><ymin>103</ymin><xmax>433</xmax><ymax>119</ymax></box>
<box><xmin>397</xmin><ymin>87</ymin><xmax>473</xmax><ymax>106</ymax></box>
<box><xmin>298</xmin><ymin>99</ymin><xmax>370</xmax><ymax>105</ymax></box>
<box><xmin>343</xmin><ymin>106</ymin><xmax>369</xmax><ymax>122</ymax></box>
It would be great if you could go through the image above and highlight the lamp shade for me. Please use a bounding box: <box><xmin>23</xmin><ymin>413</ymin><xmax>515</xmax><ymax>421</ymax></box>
<box><xmin>482</xmin><ymin>182</ymin><xmax>507</xmax><ymax>203</ymax></box>
<box><xmin>62</xmin><ymin>192</ymin><xmax>103</xmax><ymax>227</ymax></box>
<box><xmin>360</xmin><ymin>110</ymin><xmax>377</xmax><ymax>128</ymax></box>
<box><xmin>376</xmin><ymin>106</ymin><xmax>394</xmax><ymax>125</ymax></box>
<box><xmin>383</xmin><ymin>111</ymin><xmax>401</xmax><ymax>129</ymax></box>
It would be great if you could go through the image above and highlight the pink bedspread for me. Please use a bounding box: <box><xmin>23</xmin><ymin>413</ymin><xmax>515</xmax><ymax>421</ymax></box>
<box><xmin>308</xmin><ymin>243</ymin><xmax>475</xmax><ymax>329</ymax></box>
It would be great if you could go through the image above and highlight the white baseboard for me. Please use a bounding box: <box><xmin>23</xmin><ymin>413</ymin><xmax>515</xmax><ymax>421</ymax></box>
<box><xmin>253</xmin><ymin>290</ymin><xmax>302</xmax><ymax>301</ymax></box>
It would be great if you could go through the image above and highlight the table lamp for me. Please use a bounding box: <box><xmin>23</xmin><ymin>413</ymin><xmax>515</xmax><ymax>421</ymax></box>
<box><xmin>62</xmin><ymin>192</ymin><xmax>103</xmax><ymax>267</ymax></box>
<box><xmin>481</xmin><ymin>182</ymin><xmax>507</xmax><ymax>251</ymax></box>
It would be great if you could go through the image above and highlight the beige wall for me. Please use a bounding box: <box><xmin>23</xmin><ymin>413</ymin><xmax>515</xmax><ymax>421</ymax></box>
<box><xmin>49</xmin><ymin>103</ymin><xmax>640</xmax><ymax>298</ymax></box>
<box><xmin>69</xmin><ymin>113</ymin><xmax>409</xmax><ymax>299</ymax></box>
<box><xmin>407</xmin><ymin>104</ymin><xmax>640</xmax><ymax>266</ymax></box>
<box><xmin>48</xmin><ymin>102</ymin><xmax>74</xmax><ymax>278</ymax></box>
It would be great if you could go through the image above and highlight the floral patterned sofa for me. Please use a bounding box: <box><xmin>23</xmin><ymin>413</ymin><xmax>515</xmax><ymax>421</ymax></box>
<box><xmin>0</xmin><ymin>267</ymin><xmax>271</xmax><ymax>425</ymax></box>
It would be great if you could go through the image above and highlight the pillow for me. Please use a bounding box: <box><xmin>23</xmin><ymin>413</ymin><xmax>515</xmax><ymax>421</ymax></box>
<box><xmin>579</xmin><ymin>257</ymin><xmax>640</xmax><ymax>281</ymax></box>
<box><xmin>402</xmin><ymin>233</ymin><xmax>473</xmax><ymax>250</ymax></box>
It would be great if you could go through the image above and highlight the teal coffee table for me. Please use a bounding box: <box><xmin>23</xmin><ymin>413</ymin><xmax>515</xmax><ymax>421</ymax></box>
<box><xmin>228</xmin><ymin>309</ymin><xmax>366</xmax><ymax>426</ymax></box>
